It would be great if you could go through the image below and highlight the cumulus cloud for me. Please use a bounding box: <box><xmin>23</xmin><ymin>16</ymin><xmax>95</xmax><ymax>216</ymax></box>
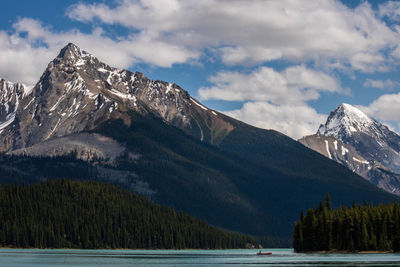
<box><xmin>68</xmin><ymin>0</ymin><xmax>400</xmax><ymax>72</ymax></box>
<box><xmin>364</xmin><ymin>78</ymin><xmax>400</xmax><ymax>90</ymax></box>
<box><xmin>358</xmin><ymin>93</ymin><xmax>400</xmax><ymax>123</ymax></box>
<box><xmin>379</xmin><ymin>1</ymin><xmax>400</xmax><ymax>21</ymax></box>
<box><xmin>224</xmin><ymin>102</ymin><xmax>327</xmax><ymax>140</ymax></box>
<box><xmin>198</xmin><ymin>66</ymin><xmax>343</xmax><ymax>103</ymax></box>
<box><xmin>198</xmin><ymin>66</ymin><xmax>340</xmax><ymax>139</ymax></box>
<box><xmin>2</xmin><ymin>0</ymin><xmax>400</xmax><ymax>85</ymax></box>
<box><xmin>0</xmin><ymin>17</ymin><xmax>198</xmax><ymax>85</ymax></box>
<box><xmin>1</xmin><ymin>0</ymin><xmax>400</xmax><ymax>139</ymax></box>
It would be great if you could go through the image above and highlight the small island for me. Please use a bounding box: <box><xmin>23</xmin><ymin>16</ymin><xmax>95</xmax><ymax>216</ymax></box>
<box><xmin>294</xmin><ymin>195</ymin><xmax>400</xmax><ymax>253</ymax></box>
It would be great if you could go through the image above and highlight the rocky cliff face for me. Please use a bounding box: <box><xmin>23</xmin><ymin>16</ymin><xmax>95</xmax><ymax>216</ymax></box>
<box><xmin>301</xmin><ymin>103</ymin><xmax>400</xmax><ymax>195</ymax></box>
<box><xmin>0</xmin><ymin>43</ymin><xmax>232</xmax><ymax>155</ymax></box>
<box><xmin>318</xmin><ymin>103</ymin><xmax>400</xmax><ymax>174</ymax></box>
<box><xmin>0</xmin><ymin>78</ymin><xmax>28</xmax><ymax>149</ymax></box>
<box><xmin>299</xmin><ymin>134</ymin><xmax>400</xmax><ymax>195</ymax></box>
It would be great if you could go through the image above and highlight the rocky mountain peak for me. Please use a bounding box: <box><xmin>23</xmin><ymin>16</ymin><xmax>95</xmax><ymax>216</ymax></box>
<box><xmin>305</xmin><ymin>102</ymin><xmax>400</xmax><ymax>192</ymax></box>
<box><xmin>317</xmin><ymin>103</ymin><xmax>378</xmax><ymax>139</ymax></box>
<box><xmin>337</xmin><ymin>103</ymin><xmax>372</xmax><ymax>124</ymax></box>
<box><xmin>0</xmin><ymin>78</ymin><xmax>27</xmax><ymax>132</ymax></box>
<box><xmin>0</xmin><ymin>43</ymin><xmax>230</xmax><ymax>151</ymax></box>
<box><xmin>56</xmin><ymin>43</ymin><xmax>87</xmax><ymax>64</ymax></box>
<box><xmin>49</xmin><ymin>42</ymin><xmax>107</xmax><ymax>73</ymax></box>
<box><xmin>0</xmin><ymin>78</ymin><xmax>30</xmax><ymax>98</ymax></box>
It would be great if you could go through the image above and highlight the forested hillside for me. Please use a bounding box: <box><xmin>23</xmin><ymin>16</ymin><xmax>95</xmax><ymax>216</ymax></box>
<box><xmin>0</xmin><ymin>111</ymin><xmax>398</xmax><ymax>247</ymax></box>
<box><xmin>294</xmin><ymin>195</ymin><xmax>400</xmax><ymax>252</ymax></box>
<box><xmin>0</xmin><ymin>179</ymin><xmax>257</xmax><ymax>249</ymax></box>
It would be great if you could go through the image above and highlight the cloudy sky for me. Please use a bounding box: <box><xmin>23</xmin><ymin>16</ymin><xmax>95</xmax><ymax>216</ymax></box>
<box><xmin>1</xmin><ymin>0</ymin><xmax>400</xmax><ymax>139</ymax></box>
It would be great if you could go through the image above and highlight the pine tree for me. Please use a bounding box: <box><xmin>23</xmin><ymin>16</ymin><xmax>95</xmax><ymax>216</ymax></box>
<box><xmin>0</xmin><ymin>179</ymin><xmax>258</xmax><ymax>249</ymax></box>
<box><xmin>294</xmin><ymin>196</ymin><xmax>400</xmax><ymax>252</ymax></box>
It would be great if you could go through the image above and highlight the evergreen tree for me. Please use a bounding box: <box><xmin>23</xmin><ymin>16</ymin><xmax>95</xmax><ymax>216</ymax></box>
<box><xmin>0</xmin><ymin>179</ymin><xmax>258</xmax><ymax>249</ymax></box>
<box><xmin>293</xmin><ymin>195</ymin><xmax>400</xmax><ymax>252</ymax></box>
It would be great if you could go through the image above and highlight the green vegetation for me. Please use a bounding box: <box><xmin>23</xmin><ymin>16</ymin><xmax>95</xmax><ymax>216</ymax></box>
<box><xmin>0</xmin><ymin>111</ymin><xmax>398</xmax><ymax>248</ymax></box>
<box><xmin>0</xmin><ymin>179</ymin><xmax>257</xmax><ymax>249</ymax></box>
<box><xmin>294</xmin><ymin>195</ymin><xmax>400</xmax><ymax>252</ymax></box>
<box><xmin>97</xmin><ymin>112</ymin><xmax>398</xmax><ymax>241</ymax></box>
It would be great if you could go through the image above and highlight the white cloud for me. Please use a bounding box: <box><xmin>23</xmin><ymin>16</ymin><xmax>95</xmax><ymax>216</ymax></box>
<box><xmin>224</xmin><ymin>102</ymin><xmax>326</xmax><ymax>140</ymax></box>
<box><xmin>198</xmin><ymin>66</ymin><xmax>343</xmax><ymax>104</ymax></box>
<box><xmin>0</xmin><ymin>17</ymin><xmax>198</xmax><ymax>85</ymax></box>
<box><xmin>379</xmin><ymin>1</ymin><xmax>400</xmax><ymax>22</ymax></box>
<box><xmin>198</xmin><ymin>66</ymin><xmax>338</xmax><ymax>139</ymax></box>
<box><xmin>364</xmin><ymin>78</ymin><xmax>400</xmax><ymax>90</ymax></box>
<box><xmin>1</xmin><ymin>0</ymin><xmax>399</xmax><ymax>139</ymax></box>
<box><xmin>358</xmin><ymin>93</ymin><xmax>400</xmax><ymax>122</ymax></box>
<box><xmin>2</xmin><ymin>0</ymin><xmax>400</xmax><ymax>85</ymax></box>
<box><xmin>68</xmin><ymin>0</ymin><xmax>400</xmax><ymax>72</ymax></box>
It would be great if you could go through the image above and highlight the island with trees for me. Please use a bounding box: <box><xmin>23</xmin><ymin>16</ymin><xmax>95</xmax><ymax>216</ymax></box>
<box><xmin>294</xmin><ymin>194</ymin><xmax>400</xmax><ymax>252</ymax></box>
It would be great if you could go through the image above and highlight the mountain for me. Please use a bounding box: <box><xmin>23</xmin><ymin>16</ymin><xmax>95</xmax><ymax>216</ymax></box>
<box><xmin>0</xmin><ymin>43</ymin><xmax>229</xmax><ymax>153</ymax></box>
<box><xmin>300</xmin><ymin>103</ymin><xmax>400</xmax><ymax>195</ymax></box>
<box><xmin>0</xmin><ymin>44</ymin><xmax>398</xmax><ymax>244</ymax></box>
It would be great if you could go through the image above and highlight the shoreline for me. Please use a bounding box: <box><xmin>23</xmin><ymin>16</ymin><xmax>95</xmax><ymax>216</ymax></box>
<box><xmin>0</xmin><ymin>246</ymin><xmax>266</xmax><ymax>250</ymax></box>
<box><xmin>302</xmin><ymin>250</ymin><xmax>394</xmax><ymax>254</ymax></box>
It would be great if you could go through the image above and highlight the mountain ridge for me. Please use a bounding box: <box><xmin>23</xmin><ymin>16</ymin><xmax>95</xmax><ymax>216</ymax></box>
<box><xmin>0</xmin><ymin>43</ymin><xmax>233</xmax><ymax>152</ymax></box>
<box><xmin>0</xmin><ymin>43</ymin><xmax>398</xmax><ymax>243</ymax></box>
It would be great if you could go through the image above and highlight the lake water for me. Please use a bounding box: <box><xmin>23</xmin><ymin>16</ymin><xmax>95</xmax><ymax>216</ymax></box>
<box><xmin>1</xmin><ymin>248</ymin><xmax>400</xmax><ymax>266</ymax></box>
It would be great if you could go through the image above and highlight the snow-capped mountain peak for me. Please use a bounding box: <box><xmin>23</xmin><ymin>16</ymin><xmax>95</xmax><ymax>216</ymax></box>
<box><xmin>0</xmin><ymin>43</ymin><xmax>230</xmax><ymax>152</ymax></box>
<box><xmin>316</xmin><ymin>102</ymin><xmax>400</xmax><ymax>175</ymax></box>
<box><xmin>301</xmin><ymin>103</ymin><xmax>400</xmax><ymax>195</ymax></box>
<box><xmin>56</xmin><ymin>43</ymin><xmax>91</xmax><ymax>65</ymax></box>
<box><xmin>317</xmin><ymin>103</ymin><xmax>377</xmax><ymax>138</ymax></box>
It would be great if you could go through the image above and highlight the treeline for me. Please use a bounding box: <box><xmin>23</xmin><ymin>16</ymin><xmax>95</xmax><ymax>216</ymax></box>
<box><xmin>0</xmin><ymin>179</ymin><xmax>257</xmax><ymax>249</ymax></box>
<box><xmin>294</xmin><ymin>195</ymin><xmax>400</xmax><ymax>252</ymax></box>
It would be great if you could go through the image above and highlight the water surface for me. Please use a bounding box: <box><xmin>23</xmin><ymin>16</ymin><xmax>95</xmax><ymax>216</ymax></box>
<box><xmin>1</xmin><ymin>248</ymin><xmax>400</xmax><ymax>266</ymax></box>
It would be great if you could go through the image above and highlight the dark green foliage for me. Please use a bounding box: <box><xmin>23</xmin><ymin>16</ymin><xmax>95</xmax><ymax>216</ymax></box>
<box><xmin>0</xmin><ymin>179</ymin><xmax>257</xmax><ymax>249</ymax></box>
<box><xmin>96</xmin><ymin>113</ymin><xmax>398</xmax><ymax>240</ymax></box>
<box><xmin>0</xmin><ymin>152</ymin><xmax>100</xmax><ymax>184</ymax></box>
<box><xmin>294</xmin><ymin>195</ymin><xmax>400</xmax><ymax>252</ymax></box>
<box><xmin>0</xmin><ymin>111</ymin><xmax>398</xmax><ymax>247</ymax></box>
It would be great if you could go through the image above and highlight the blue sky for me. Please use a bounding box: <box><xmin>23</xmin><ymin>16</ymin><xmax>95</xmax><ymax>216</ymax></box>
<box><xmin>1</xmin><ymin>0</ymin><xmax>400</xmax><ymax>139</ymax></box>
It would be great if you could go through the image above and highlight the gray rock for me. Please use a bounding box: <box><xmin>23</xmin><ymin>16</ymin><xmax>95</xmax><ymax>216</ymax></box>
<box><xmin>301</xmin><ymin>103</ymin><xmax>400</xmax><ymax>195</ymax></box>
<box><xmin>299</xmin><ymin>134</ymin><xmax>400</xmax><ymax>195</ymax></box>
<box><xmin>8</xmin><ymin>132</ymin><xmax>127</xmax><ymax>165</ymax></box>
<box><xmin>0</xmin><ymin>43</ymin><xmax>230</xmax><ymax>155</ymax></box>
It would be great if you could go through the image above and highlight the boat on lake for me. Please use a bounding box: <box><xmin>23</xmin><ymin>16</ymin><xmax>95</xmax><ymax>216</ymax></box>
<box><xmin>256</xmin><ymin>251</ymin><xmax>272</xmax><ymax>255</ymax></box>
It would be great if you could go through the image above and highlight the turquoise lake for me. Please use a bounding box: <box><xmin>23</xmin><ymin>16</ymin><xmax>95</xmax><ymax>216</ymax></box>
<box><xmin>1</xmin><ymin>248</ymin><xmax>400</xmax><ymax>266</ymax></box>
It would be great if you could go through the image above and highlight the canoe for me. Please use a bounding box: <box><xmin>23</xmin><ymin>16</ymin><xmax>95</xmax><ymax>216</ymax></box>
<box><xmin>256</xmin><ymin>252</ymin><xmax>272</xmax><ymax>255</ymax></box>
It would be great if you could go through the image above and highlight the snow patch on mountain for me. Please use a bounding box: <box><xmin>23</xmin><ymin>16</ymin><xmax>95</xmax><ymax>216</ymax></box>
<box><xmin>324</xmin><ymin>140</ymin><xmax>332</xmax><ymax>159</ymax></box>
<box><xmin>190</xmin><ymin>98</ymin><xmax>208</xmax><ymax>111</ymax></box>
<box><xmin>318</xmin><ymin>103</ymin><xmax>375</xmax><ymax>138</ymax></box>
<box><xmin>302</xmin><ymin>102</ymin><xmax>400</xmax><ymax>195</ymax></box>
<box><xmin>0</xmin><ymin>112</ymin><xmax>16</xmax><ymax>131</ymax></box>
<box><xmin>353</xmin><ymin>157</ymin><xmax>369</xmax><ymax>164</ymax></box>
<box><xmin>0</xmin><ymin>78</ymin><xmax>25</xmax><ymax>132</ymax></box>
<box><xmin>341</xmin><ymin>145</ymin><xmax>348</xmax><ymax>156</ymax></box>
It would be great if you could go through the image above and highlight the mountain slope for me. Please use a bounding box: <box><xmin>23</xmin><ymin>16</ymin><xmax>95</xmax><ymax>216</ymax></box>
<box><xmin>301</xmin><ymin>103</ymin><xmax>400</xmax><ymax>195</ymax></box>
<box><xmin>318</xmin><ymin>103</ymin><xmax>400</xmax><ymax>174</ymax></box>
<box><xmin>0</xmin><ymin>44</ymin><xmax>398</xmax><ymax>243</ymax></box>
<box><xmin>1</xmin><ymin>110</ymin><xmax>397</xmax><ymax>241</ymax></box>
<box><xmin>299</xmin><ymin>134</ymin><xmax>400</xmax><ymax>195</ymax></box>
